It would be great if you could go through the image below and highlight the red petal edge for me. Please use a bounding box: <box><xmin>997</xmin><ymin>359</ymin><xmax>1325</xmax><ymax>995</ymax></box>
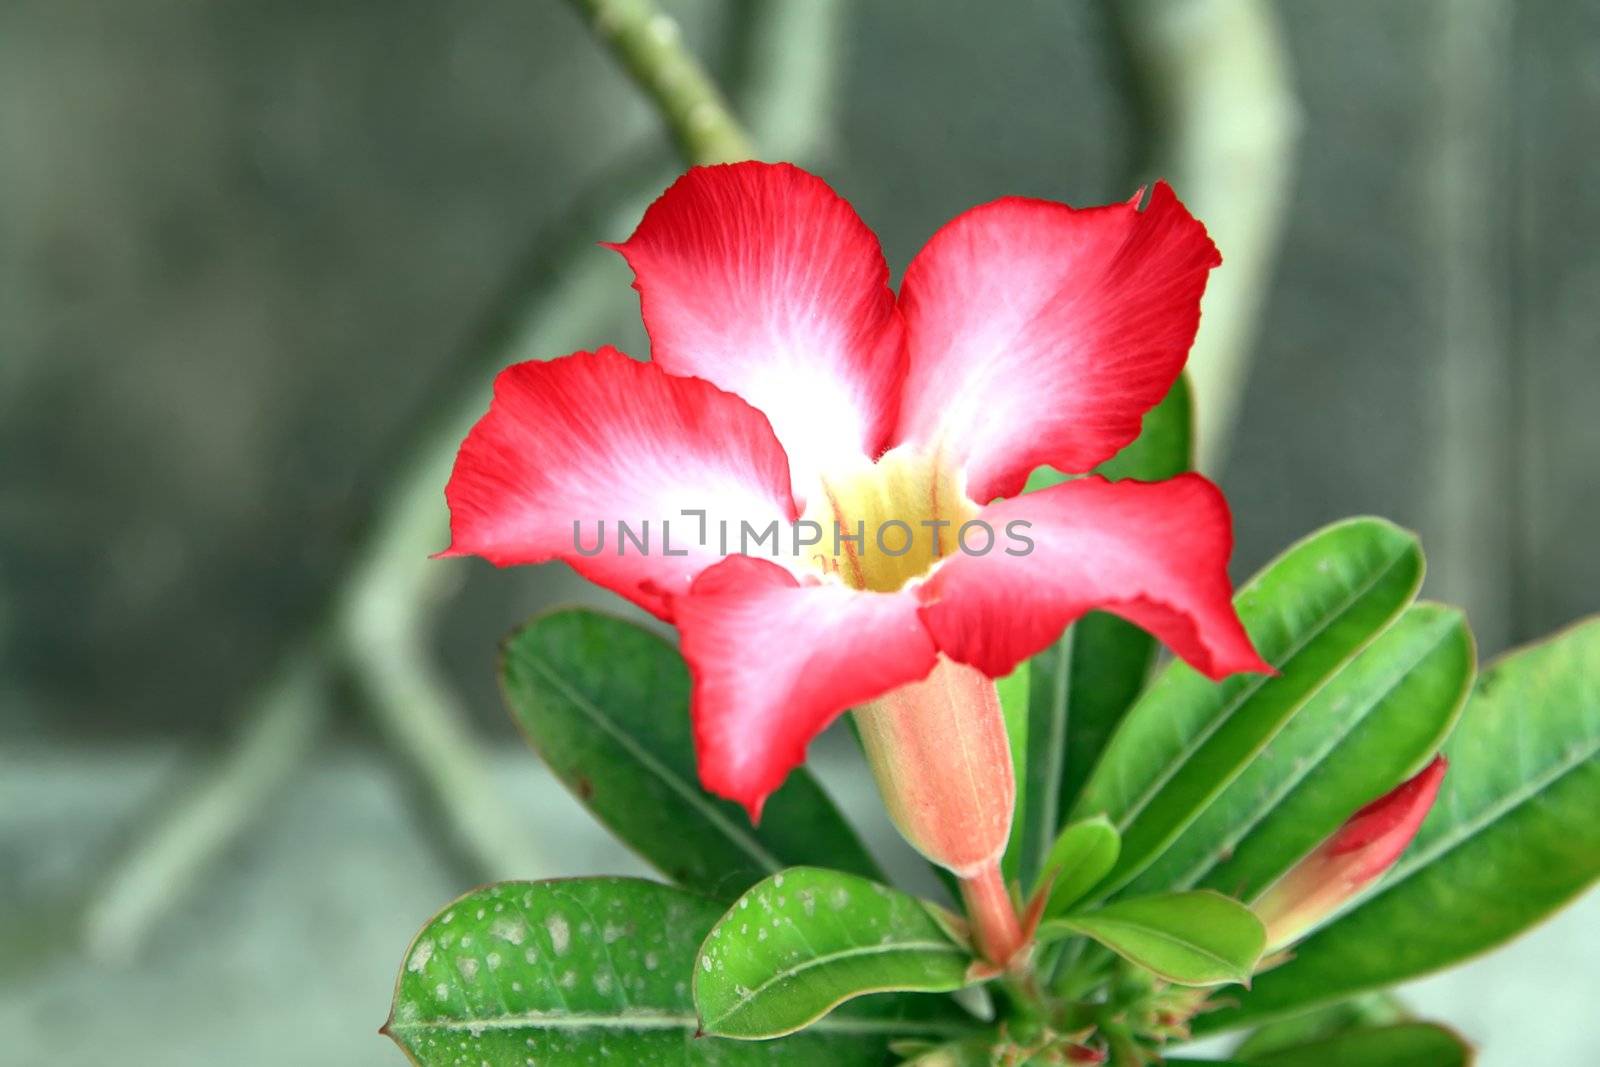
<box><xmin>439</xmin><ymin>347</ymin><xmax>797</xmax><ymax>619</ymax></box>
<box><xmin>675</xmin><ymin>555</ymin><xmax>938</xmax><ymax>820</ymax></box>
<box><xmin>610</xmin><ymin>162</ymin><xmax>906</xmax><ymax>502</ymax></box>
<box><xmin>894</xmin><ymin>183</ymin><xmax>1220</xmax><ymax>501</ymax></box>
<box><xmin>917</xmin><ymin>474</ymin><xmax>1270</xmax><ymax>680</ymax></box>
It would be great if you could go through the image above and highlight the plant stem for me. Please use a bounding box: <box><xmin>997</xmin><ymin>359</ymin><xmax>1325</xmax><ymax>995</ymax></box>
<box><xmin>333</xmin><ymin>236</ymin><xmax>657</xmax><ymax>880</ymax></box>
<box><xmin>82</xmin><ymin>0</ymin><xmax>844</xmax><ymax>958</ymax></box>
<box><xmin>1102</xmin><ymin>0</ymin><xmax>1299</xmax><ymax>473</ymax></box>
<box><xmin>82</xmin><ymin>647</ymin><xmax>325</xmax><ymax>961</ymax></box>
<box><xmin>960</xmin><ymin>860</ymin><xmax>1026</xmax><ymax>966</ymax></box>
<box><xmin>567</xmin><ymin>0</ymin><xmax>755</xmax><ymax>165</ymax></box>
<box><xmin>1424</xmin><ymin>0</ymin><xmax>1514</xmax><ymax>653</ymax></box>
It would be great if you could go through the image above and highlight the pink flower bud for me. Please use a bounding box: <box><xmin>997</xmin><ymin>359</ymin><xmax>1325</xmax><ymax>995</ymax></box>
<box><xmin>1255</xmin><ymin>756</ymin><xmax>1447</xmax><ymax>952</ymax></box>
<box><xmin>853</xmin><ymin>656</ymin><xmax>1015</xmax><ymax>878</ymax></box>
<box><xmin>854</xmin><ymin>656</ymin><xmax>1024</xmax><ymax>964</ymax></box>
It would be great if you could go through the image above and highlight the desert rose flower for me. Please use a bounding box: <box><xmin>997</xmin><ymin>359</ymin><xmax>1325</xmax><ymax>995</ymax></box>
<box><xmin>1254</xmin><ymin>756</ymin><xmax>1448</xmax><ymax>953</ymax></box>
<box><xmin>440</xmin><ymin>162</ymin><xmax>1268</xmax><ymax>964</ymax></box>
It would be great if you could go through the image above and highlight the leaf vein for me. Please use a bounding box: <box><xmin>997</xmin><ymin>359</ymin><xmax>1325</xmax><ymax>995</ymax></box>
<box><xmin>518</xmin><ymin>650</ymin><xmax>784</xmax><ymax>874</ymax></box>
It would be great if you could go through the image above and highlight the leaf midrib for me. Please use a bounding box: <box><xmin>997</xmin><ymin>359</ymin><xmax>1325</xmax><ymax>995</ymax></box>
<box><xmin>705</xmin><ymin>939</ymin><xmax>967</xmax><ymax>1029</ymax></box>
<box><xmin>1063</xmin><ymin>916</ymin><xmax>1248</xmax><ymax>978</ymax></box>
<box><xmin>516</xmin><ymin>648</ymin><xmax>785</xmax><ymax>875</ymax></box>
<box><xmin>1160</xmin><ymin>616</ymin><xmax>1464</xmax><ymax>894</ymax></box>
<box><xmin>390</xmin><ymin>1005</ymin><xmax>970</xmax><ymax>1038</ymax></box>
<box><xmin>1208</xmin><ymin>734</ymin><xmax>1600</xmax><ymax>1025</ymax></box>
<box><xmin>1375</xmin><ymin>731</ymin><xmax>1600</xmax><ymax>896</ymax></box>
<box><xmin>1106</xmin><ymin>539</ymin><xmax>1415</xmax><ymax>837</ymax></box>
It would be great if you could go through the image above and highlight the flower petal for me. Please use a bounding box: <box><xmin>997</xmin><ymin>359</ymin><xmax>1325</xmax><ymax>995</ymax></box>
<box><xmin>676</xmin><ymin>555</ymin><xmax>938</xmax><ymax>819</ymax></box>
<box><xmin>894</xmin><ymin>182</ymin><xmax>1220</xmax><ymax>501</ymax></box>
<box><xmin>917</xmin><ymin>474</ymin><xmax>1268</xmax><ymax>681</ymax></box>
<box><xmin>440</xmin><ymin>347</ymin><xmax>797</xmax><ymax>619</ymax></box>
<box><xmin>610</xmin><ymin>162</ymin><xmax>905</xmax><ymax>502</ymax></box>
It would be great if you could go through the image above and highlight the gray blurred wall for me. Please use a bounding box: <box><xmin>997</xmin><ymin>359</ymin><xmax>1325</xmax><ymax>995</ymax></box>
<box><xmin>2</xmin><ymin>1</ymin><xmax>1598</xmax><ymax>1064</ymax></box>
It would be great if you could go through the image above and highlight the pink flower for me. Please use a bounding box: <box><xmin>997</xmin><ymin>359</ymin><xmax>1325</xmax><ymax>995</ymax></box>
<box><xmin>1255</xmin><ymin>756</ymin><xmax>1449</xmax><ymax>952</ymax></box>
<box><xmin>441</xmin><ymin>162</ymin><xmax>1269</xmax><ymax>822</ymax></box>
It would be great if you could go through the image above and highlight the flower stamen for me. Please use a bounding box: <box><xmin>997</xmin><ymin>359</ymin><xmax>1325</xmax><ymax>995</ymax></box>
<box><xmin>806</xmin><ymin>447</ymin><xmax>978</xmax><ymax>592</ymax></box>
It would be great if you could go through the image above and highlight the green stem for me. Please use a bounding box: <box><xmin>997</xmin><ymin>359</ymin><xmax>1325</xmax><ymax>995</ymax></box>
<box><xmin>1105</xmin><ymin>1025</ymin><xmax>1149</xmax><ymax>1067</ymax></box>
<box><xmin>82</xmin><ymin>647</ymin><xmax>326</xmax><ymax>961</ymax></box>
<box><xmin>1101</xmin><ymin>0</ymin><xmax>1299</xmax><ymax>472</ymax></box>
<box><xmin>1052</xmin><ymin>941</ymin><xmax>1115</xmax><ymax>1001</ymax></box>
<box><xmin>568</xmin><ymin>0</ymin><xmax>756</xmax><ymax>164</ymax></box>
<box><xmin>83</xmin><ymin>0</ymin><xmax>838</xmax><ymax>958</ymax></box>
<box><xmin>959</xmin><ymin>861</ymin><xmax>1026</xmax><ymax>966</ymax></box>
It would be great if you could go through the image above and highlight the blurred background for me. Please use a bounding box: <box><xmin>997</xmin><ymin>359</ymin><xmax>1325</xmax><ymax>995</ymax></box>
<box><xmin>3</xmin><ymin>0</ymin><xmax>1598</xmax><ymax>1063</ymax></box>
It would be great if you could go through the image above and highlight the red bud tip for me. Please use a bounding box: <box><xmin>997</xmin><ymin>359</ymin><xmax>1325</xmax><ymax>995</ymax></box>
<box><xmin>1255</xmin><ymin>755</ymin><xmax>1447</xmax><ymax>952</ymax></box>
<box><xmin>1324</xmin><ymin>755</ymin><xmax>1448</xmax><ymax>884</ymax></box>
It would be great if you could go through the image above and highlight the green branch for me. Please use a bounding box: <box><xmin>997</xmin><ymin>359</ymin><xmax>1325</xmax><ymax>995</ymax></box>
<box><xmin>82</xmin><ymin>0</ymin><xmax>844</xmax><ymax>961</ymax></box>
<box><xmin>1104</xmin><ymin>0</ymin><xmax>1300</xmax><ymax>473</ymax></box>
<box><xmin>568</xmin><ymin>0</ymin><xmax>755</xmax><ymax>164</ymax></box>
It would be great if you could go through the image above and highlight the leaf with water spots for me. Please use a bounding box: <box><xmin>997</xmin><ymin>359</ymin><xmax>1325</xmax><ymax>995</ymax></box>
<box><xmin>501</xmin><ymin>609</ymin><xmax>882</xmax><ymax>900</ymax></box>
<box><xmin>386</xmin><ymin>878</ymin><xmax>974</xmax><ymax>1065</ymax></box>
<box><xmin>694</xmin><ymin>868</ymin><xmax>975</xmax><ymax>1040</ymax></box>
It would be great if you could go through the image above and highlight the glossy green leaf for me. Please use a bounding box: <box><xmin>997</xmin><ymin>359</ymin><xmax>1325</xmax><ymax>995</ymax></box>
<box><xmin>1200</xmin><ymin>617</ymin><xmax>1600</xmax><ymax>1032</ymax></box>
<box><xmin>1124</xmin><ymin>603</ymin><xmax>1473</xmax><ymax>898</ymax></box>
<box><xmin>695</xmin><ymin>867</ymin><xmax>973</xmax><ymax>1039</ymax></box>
<box><xmin>1232</xmin><ymin>993</ymin><xmax>1411</xmax><ymax>1058</ymax></box>
<box><xmin>1037</xmin><ymin>890</ymin><xmax>1264</xmax><ymax>986</ymax></box>
<box><xmin>1037</xmin><ymin>816</ymin><xmax>1121</xmax><ymax>917</ymax></box>
<box><xmin>1097</xmin><ymin>372</ymin><xmax>1194</xmax><ymax>482</ymax></box>
<box><xmin>1072</xmin><ymin>519</ymin><xmax>1424</xmax><ymax>898</ymax></box>
<box><xmin>998</xmin><ymin>661</ymin><xmax>1031</xmax><ymax>885</ymax></box>
<box><xmin>1022</xmin><ymin>374</ymin><xmax>1193</xmax><ymax>493</ymax></box>
<box><xmin>895</xmin><ymin>1037</ymin><xmax>998</xmax><ymax>1066</ymax></box>
<box><xmin>1023</xmin><ymin>376</ymin><xmax>1193</xmax><ymax>877</ymax></box>
<box><xmin>386</xmin><ymin>879</ymin><xmax>967</xmax><ymax>1065</ymax></box>
<box><xmin>501</xmin><ymin>609</ymin><xmax>881</xmax><ymax>899</ymax></box>
<box><xmin>1240</xmin><ymin>1022</ymin><xmax>1472</xmax><ymax>1066</ymax></box>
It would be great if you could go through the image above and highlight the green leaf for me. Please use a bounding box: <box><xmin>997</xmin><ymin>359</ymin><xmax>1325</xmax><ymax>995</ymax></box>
<box><xmin>1050</xmin><ymin>617</ymin><xmax>1163</xmax><ymax>820</ymax></box>
<box><xmin>1200</xmin><ymin>616</ymin><xmax>1600</xmax><ymax>1032</ymax></box>
<box><xmin>1023</xmin><ymin>376</ymin><xmax>1193</xmax><ymax>877</ymax></box>
<box><xmin>1037</xmin><ymin>816</ymin><xmax>1121</xmax><ymax>917</ymax></box>
<box><xmin>1037</xmin><ymin>890</ymin><xmax>1264</xmax><ymax>986</ymax></box>
<box><xmin>695</xmin><ymin>868</ymin><xmax>973</xmax><ymax>1039</ymax></box>
<box><xmin>997</xmin><ymin>661</ymin><xmax>1031</xmax><ymax>885</ymax></box>
<box><xmin>1022</xmin><ymin>374</ymin><xmax>1193</xmax><ymax>493</ymax></box>
<box><xmin>1123</xmin><ymin>603</ymin><xmax>1473</xmax><ymax>899</ymax></box>
<box><xmin>1071</xmin><ymin>518</ymin><xmax>1424</xmax><ymax>899</ymax></box>
<box><xmin>386</xmin><ymin>879</ymin><xmax>967</xmax><ymax>1065</ymax></box>
<box><xmin>895</xmin><ymin>1036</ymin><xmax>999</xmax><ymax>1066</ymax></box>
<box><xmin>1096</xmin><ymin>372</ymin><xmax>1194</xmax><ymax>483</ymax></box>
<box><xmin>1239</xmin><ymin>1022</ymin><xmax>1472</xmax><ymax>1066</ymax></box>
<box><xmin>501</xmin><ymin>609</ymin><xmax>881</xmax><ymax>899</ymax></box>
<box><xmin>1232</xmin><ymin>993</ymin><xmax>1412</xmax><ymax>1057</ymax></box>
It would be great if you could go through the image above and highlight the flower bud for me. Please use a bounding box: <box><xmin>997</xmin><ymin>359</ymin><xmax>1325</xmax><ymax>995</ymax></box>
<box><xmin>854</xmin><ymin>655</ymin><xmax>1024</xmax><ymax>964</ymax></box>
<box><xmin>1255</xmin><ymin>756</ymin><xmax>1447</xmax><ymax>952</ymax></box>
<box><xmin>852</xmin><ymin>656</ymin><xmax>1015</xmax><ymax>878</ymax></box>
